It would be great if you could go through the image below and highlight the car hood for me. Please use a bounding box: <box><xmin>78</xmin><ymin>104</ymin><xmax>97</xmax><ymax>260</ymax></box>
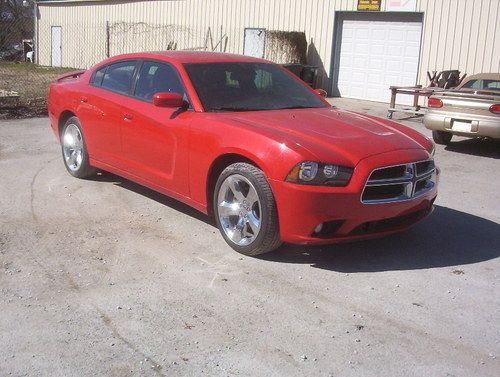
<box><xmin>219</xmin><ymin>107</ymin><xmax>430</xmax><ymax>165</ymax></box>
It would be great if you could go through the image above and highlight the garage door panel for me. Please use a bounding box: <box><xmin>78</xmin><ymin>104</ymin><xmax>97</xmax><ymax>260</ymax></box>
<box><xmin>384</xmin><ymin>75</ymin><xmax>399</xmax><ymax>86</ymax></box>
<box><xmin>405</xmin><ymin>45</ymin><xmax>420</xmax><ymax>57</ymax></box>
<box><xmin>406</xmin><ymin>30</ymin><xmax>422</xmax><ymax>42</ymax></box>
<box><xmin>355</xmin><ymin>43</ymin><xmax>370</xmax><ymax>54</ymax></box>
<box><xmin>354</xmin><ymin>57</ymin><xmax>368</xmax><ymax>68</ymax></box>
<box><xmin>386</xmin><ymin>60</ymin><xmax>403</xmax><ymax>72</ymax></box>
<box><xmin>404</xmin><ymin>61</ymin><xmax>419</xmax><ymax>73</ymax></box>
<box><xmin>372</xmin><ymin>29</ymin><xmax>386</xmax><ymax>41</ymax></box>
<box><xmin>388</xmin><ymin>30</ymin><xmax>405</xmax><ymax>41</ymax></box>
<box><xmin>352</xmin><ymin>71</ymin><xmax>366</xmax><ymax>82</ymax></box>
<box><xmin>337</xmin><ymin>19</ymin><xmax>422</xmax><ymax>104</ymax></box>
<box><xmin>368</xmin><ymin>73</ymin><xmax>382</xmax><ymax>84</ymax></box>
<box><xmin>343</xmin><ymin>28</ymin><xmax>354</xmax><ymax>38</ymax></box>
<box><xmin>370</xmin><ymin>44</ymin><xmax>385</xmax><ymax>54</ymax></box>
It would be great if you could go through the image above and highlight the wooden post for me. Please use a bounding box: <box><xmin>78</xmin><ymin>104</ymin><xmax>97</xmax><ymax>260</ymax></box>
<box><xmin>389</xmin><ymin>87</ymin><xmax>397</xmax><ymax>109</ymax></box>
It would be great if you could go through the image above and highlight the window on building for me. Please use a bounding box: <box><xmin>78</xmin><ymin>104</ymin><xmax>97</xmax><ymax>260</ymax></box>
<box><xmin>134</xmin><ymin>61</ymin><xmax>186</xmax><ymax>102</ymax></box>
<box><xmin>100</xmin><ymin>60</ymin><xmax>138</xmax><ymax>95</ymax></box>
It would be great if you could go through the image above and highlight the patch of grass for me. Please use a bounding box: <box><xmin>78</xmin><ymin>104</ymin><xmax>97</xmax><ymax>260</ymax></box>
<box><xmin>0</xmin><ymin>62</ymin><xmax>77</xmax><ymax>118</ymax></box>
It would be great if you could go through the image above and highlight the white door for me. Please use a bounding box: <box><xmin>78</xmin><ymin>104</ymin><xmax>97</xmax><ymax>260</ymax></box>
<box><xmin>337</xmin><ymin>20</ymin><xmax>422</xmax><ymax>104</ymax></box>
<box><xmin>51</xmin><ymin>26</ymin><xmax>62</xmax><ymax>67</ymax></box>
<box><xmin>243</xmin><ymin>28</ymin><xmax>265</xmax><ymax>58</ymax></box>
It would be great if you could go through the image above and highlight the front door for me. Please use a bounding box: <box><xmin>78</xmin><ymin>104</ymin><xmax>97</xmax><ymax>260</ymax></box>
<box><xmin>51</xmin><ymin>26</ymin><xmax>62</xmax><ymax>67</ymax></box>
<box><xmin>120</xmin><ymin>60</ymin><xmax>191</xmax><ymax>196</ymax></box>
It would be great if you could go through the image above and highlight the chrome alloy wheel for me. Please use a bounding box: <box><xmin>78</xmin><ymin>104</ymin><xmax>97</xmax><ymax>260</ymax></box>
<box><xmin>217</xmin><ymin>174</ymin><xmax>262</xmax><ymax>246</ymax></box>
<box><xmin>62</xmin><ymin>123</ymin><xmax>84</xmax><ymax>172</ymax></box>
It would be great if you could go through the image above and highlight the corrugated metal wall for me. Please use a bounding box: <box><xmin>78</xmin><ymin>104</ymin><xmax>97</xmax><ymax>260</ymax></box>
<box><xmin>37</xmin><ymin>0</ymin><xmax>500</xmax><ymax>92</ymax></box>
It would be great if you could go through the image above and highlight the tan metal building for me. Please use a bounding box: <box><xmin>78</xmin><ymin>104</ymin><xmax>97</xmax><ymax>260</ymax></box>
<box><xmin>35</xmin><ymin>0</ymin><xmax>500</xmax><ymax>101</ymax></box>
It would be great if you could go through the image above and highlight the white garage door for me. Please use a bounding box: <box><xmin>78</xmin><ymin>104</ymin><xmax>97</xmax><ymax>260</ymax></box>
<box><xmin>337</xmin><ymin>20</ymin><xmax>422</xmax><ymax>104</ymax></box>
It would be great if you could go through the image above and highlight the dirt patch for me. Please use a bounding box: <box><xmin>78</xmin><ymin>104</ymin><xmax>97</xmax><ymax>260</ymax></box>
<box><xmin>0</xmin><ymin>62</ymin><xmax>75</xmax><ymax>119</ymax></box>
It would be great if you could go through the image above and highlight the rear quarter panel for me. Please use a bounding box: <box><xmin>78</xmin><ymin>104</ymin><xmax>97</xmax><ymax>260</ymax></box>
<box><xmin>48</xmin><ymin>76</ymin><xmax>89</xmax><ymax>139</ymax></box>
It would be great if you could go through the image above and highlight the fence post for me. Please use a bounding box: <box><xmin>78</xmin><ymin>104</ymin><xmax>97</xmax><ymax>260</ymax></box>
<box><xmin>33</xmin><ymin>1</ymin><xmax>38</xmax><ymax>64</ymax></box>
<box><xmin>106</xmin><ymin>21</ymin><xmax>110</xmax><ymax>58</ymax></box>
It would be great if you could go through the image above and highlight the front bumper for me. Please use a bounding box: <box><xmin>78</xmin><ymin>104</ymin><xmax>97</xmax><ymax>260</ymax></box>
<box><xmin>424</xmin><ymin>111</ymin><xmax>500</xmax><ymax>139</ymax></box>
<box><xmin>270</xmin><ymin>149</ymin><xmax>438</xmax><ymax>244</ymax></box>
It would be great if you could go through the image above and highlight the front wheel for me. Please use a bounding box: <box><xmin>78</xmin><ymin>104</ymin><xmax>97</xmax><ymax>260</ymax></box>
<box><xmin>61</xmin><ymin>116</ymin><xmax>96</xmax><ymax>178</ymax></box>
<box><xmin>213</xmin><ymin>163</ymin><xmax>282</xmax><ymax>256</ymax></box>
<box><xmin>432</xmin><ymin>130</ymin><xmax>453</xmax><ymax>145</ymax></box>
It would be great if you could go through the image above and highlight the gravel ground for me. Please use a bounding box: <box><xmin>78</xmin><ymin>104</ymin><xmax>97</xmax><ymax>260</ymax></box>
<box><xmin>1</xmin><ymin>100</ymin><xmax>499</xmax><ymax>377</ymax></box>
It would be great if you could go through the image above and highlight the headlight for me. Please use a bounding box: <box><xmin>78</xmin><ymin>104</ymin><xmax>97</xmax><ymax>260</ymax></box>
<box><xmin>429</xmin><ymin>143</ymin><xmax>435</xmax><ymax>157</ymax></box>
<box><xmin>286</xmin><ymin>161</ymin><xmax>353</xmax><ymax>186</ymax></box>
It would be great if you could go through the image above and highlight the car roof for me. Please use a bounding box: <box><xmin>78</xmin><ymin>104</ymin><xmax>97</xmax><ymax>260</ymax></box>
<box><xmin>108</xmin><ymin>51</ymin><xmax>269</xmax><ymax>64</ymax></box>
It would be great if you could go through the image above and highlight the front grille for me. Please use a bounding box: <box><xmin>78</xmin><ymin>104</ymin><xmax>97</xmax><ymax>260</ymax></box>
<box><xmin>361</xmin><ymin>160</ymin><xmax>436</xmax><ymax>204</ymax></box>
<box><xmin>369</xmin><ymin>165</ymin><xmax>407</xmax><ymax>181</ymax></box>
<box><xmin>363</xmin><ymin>184</ymin><xmax>407</xmax><ymax>201</ymax></box>
<box><xmin>415</xmin><ymin>160</ymin><xmax>435</xmax><ymax>176</ymax></box>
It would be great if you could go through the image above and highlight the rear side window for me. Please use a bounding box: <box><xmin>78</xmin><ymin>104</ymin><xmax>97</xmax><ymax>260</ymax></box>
<box><xmin>134</xmin><ymin>61</ymin><xmax>186</xmax><ymax>102</ymax></box>
<box><xmin>484</xmin><ymin>80</ymin><xmax>500</xmax><ymax>90</ymax></box>
<box><xmin>101</xmin><ymin>61</ymin><xmax>138</xmax><ymax>95</ymax></box>
<box><xmin>462</xmin><ymin>79</ymin><xmax>500</xmax><ymax>91</ymax></box>
<box><xmin>91</xmin><ymin>66</ymin><xmax>106</xmax><ymax>86</ymax></box>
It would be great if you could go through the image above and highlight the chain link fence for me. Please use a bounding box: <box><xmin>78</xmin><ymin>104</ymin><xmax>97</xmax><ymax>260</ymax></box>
<box><xmin>0</xmin><ymin>13</ymin><xmax>228</xmax><ymax>118</ymax></box>
<box><xmin>1</xmin><ymin>1</ymin><xmax>311</xmax><ymax>119</ymax></box>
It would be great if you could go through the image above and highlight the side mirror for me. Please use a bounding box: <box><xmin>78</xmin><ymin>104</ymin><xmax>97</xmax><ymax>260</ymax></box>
<box><xmin>153</xmin><ymin>92</ymin><xmax>186</xmax><ymax>108</ymax></box>
<box><xmin>314</xmin><ymin>89</ymin><xmax>327</xmax><ymax>98</ymax></box>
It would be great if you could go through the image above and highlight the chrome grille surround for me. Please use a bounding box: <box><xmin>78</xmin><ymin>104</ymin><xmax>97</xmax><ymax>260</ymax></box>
<box><xmin>361</xmin><ymin>159</ymin><xmax>436</xmax><ymax>204</ymax></box>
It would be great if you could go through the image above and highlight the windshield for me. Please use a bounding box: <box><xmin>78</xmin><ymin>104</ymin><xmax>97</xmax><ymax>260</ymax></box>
<box><xmin>184</xmin><ymin>62</ymin><xmax>328</xmax><ymax>112</ymax></box>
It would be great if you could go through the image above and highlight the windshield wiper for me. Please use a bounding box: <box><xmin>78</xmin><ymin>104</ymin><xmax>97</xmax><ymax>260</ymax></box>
<box><xmin>211</xmin><ymin>107</ymin><xmax>258</xmax><ymax>112</ymax></box>
<box><xmin>278</xmin><ymin>105</ymin><xmax>317</xmax><ymax>110</ymax></box>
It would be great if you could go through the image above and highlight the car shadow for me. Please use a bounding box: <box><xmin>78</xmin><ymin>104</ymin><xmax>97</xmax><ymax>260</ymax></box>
<box><xmin>87</xmin><ymin>173</ymin><xmax>499</xmax><ymax>272</ymax></box>
<box><xmin>259</xmin><ymin>205</ymin><xmax>500</xmax><ymax>272</ymax></box>
<box><xmin>87</xmin><ymin>171</ymin><xmax>215</xmax><ymax>226</ymax></box>
<box><xmin>444</xmin><ymin>138</ymin><xmax>500</xmax><ymax>159</ymax></box>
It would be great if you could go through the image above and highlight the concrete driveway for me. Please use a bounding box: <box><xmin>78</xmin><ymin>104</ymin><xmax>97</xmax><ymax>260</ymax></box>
<box><xmin>1</xmin><ymin>101</ymin><xmax>499</xmax><ymax>377</ymax></box>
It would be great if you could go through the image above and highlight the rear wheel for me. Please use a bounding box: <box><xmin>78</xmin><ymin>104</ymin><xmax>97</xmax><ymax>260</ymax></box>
<box><xmin>61</xmin><ymin>116</ymin><xmax>96</xmax><ymax>178</ymax></box>
<box><xmin>432</xmin><ymin>130</ymin><xmax>453</xmax><ymax>145</ymax></box>
<box><xmin>214</xmin><ymin>163</ymin><xmax>281</xmax><ymax>256</ymax></box>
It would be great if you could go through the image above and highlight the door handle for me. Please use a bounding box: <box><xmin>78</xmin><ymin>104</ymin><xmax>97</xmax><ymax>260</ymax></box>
<box><xmin>123</xmin><ymin>113</ymin><xmax>133</xmax><ymax>120</ymax></box>
<box><xmin>80</xmin><ymin>96</ymin><xmax>88</xmax><ymax>103</ymax></box>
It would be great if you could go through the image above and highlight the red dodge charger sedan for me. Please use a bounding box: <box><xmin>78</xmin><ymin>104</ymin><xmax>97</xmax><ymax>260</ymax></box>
<box><xmin>48</xmin><ymin>51</ymin><xmax>438</xmax><ymax>255</ymax></box>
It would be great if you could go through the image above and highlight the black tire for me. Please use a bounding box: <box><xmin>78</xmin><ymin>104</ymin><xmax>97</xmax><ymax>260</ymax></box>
<box><xmin>213</xmin><ymin>163</ymin><xmax>282</xmax><ymax>256</ymax></box>
<box><xmin>432</xmin><ymin>130</ymin><xmax>453</xmax><ymax>145</ymax></box>
<box><xmin>61</xmin><ymin>116</ymin><xmax>96</xmax><ymax>178</ymax></box>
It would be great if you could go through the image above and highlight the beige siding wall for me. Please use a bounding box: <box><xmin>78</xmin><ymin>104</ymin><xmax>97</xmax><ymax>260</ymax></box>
<box><xmin>417</xmin><ymin>0</ymin><xmax>500</xmax><ymax>87</ymax></box>
<box><xmin>37</xmin><ymin>0</ymin><xmax>499</xmax><ymax>91</ymax></box>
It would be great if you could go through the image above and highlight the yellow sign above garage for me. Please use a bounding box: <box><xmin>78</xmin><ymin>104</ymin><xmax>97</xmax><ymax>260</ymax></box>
<box><xmin>357</xmin><ymin>0</ymin><xmax>381</xmax><ymax>11</ymax></box>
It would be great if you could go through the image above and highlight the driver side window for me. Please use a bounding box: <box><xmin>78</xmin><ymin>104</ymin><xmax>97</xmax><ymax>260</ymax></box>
<box><xmin>134</xmin><ymin>61</ymin><xmax>186</xmax><ymax>102</ymax></box>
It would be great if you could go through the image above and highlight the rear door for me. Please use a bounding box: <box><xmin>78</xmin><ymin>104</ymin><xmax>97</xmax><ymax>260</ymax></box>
<box><xmin>120</xmin><ymin>60</ymin><xmax>192</xmax><ymax>196</ymax></box>
<box><xmin>78</xmin><ymin>60</ymin><xmax>139</xmax><ymax>167</ymax></box>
